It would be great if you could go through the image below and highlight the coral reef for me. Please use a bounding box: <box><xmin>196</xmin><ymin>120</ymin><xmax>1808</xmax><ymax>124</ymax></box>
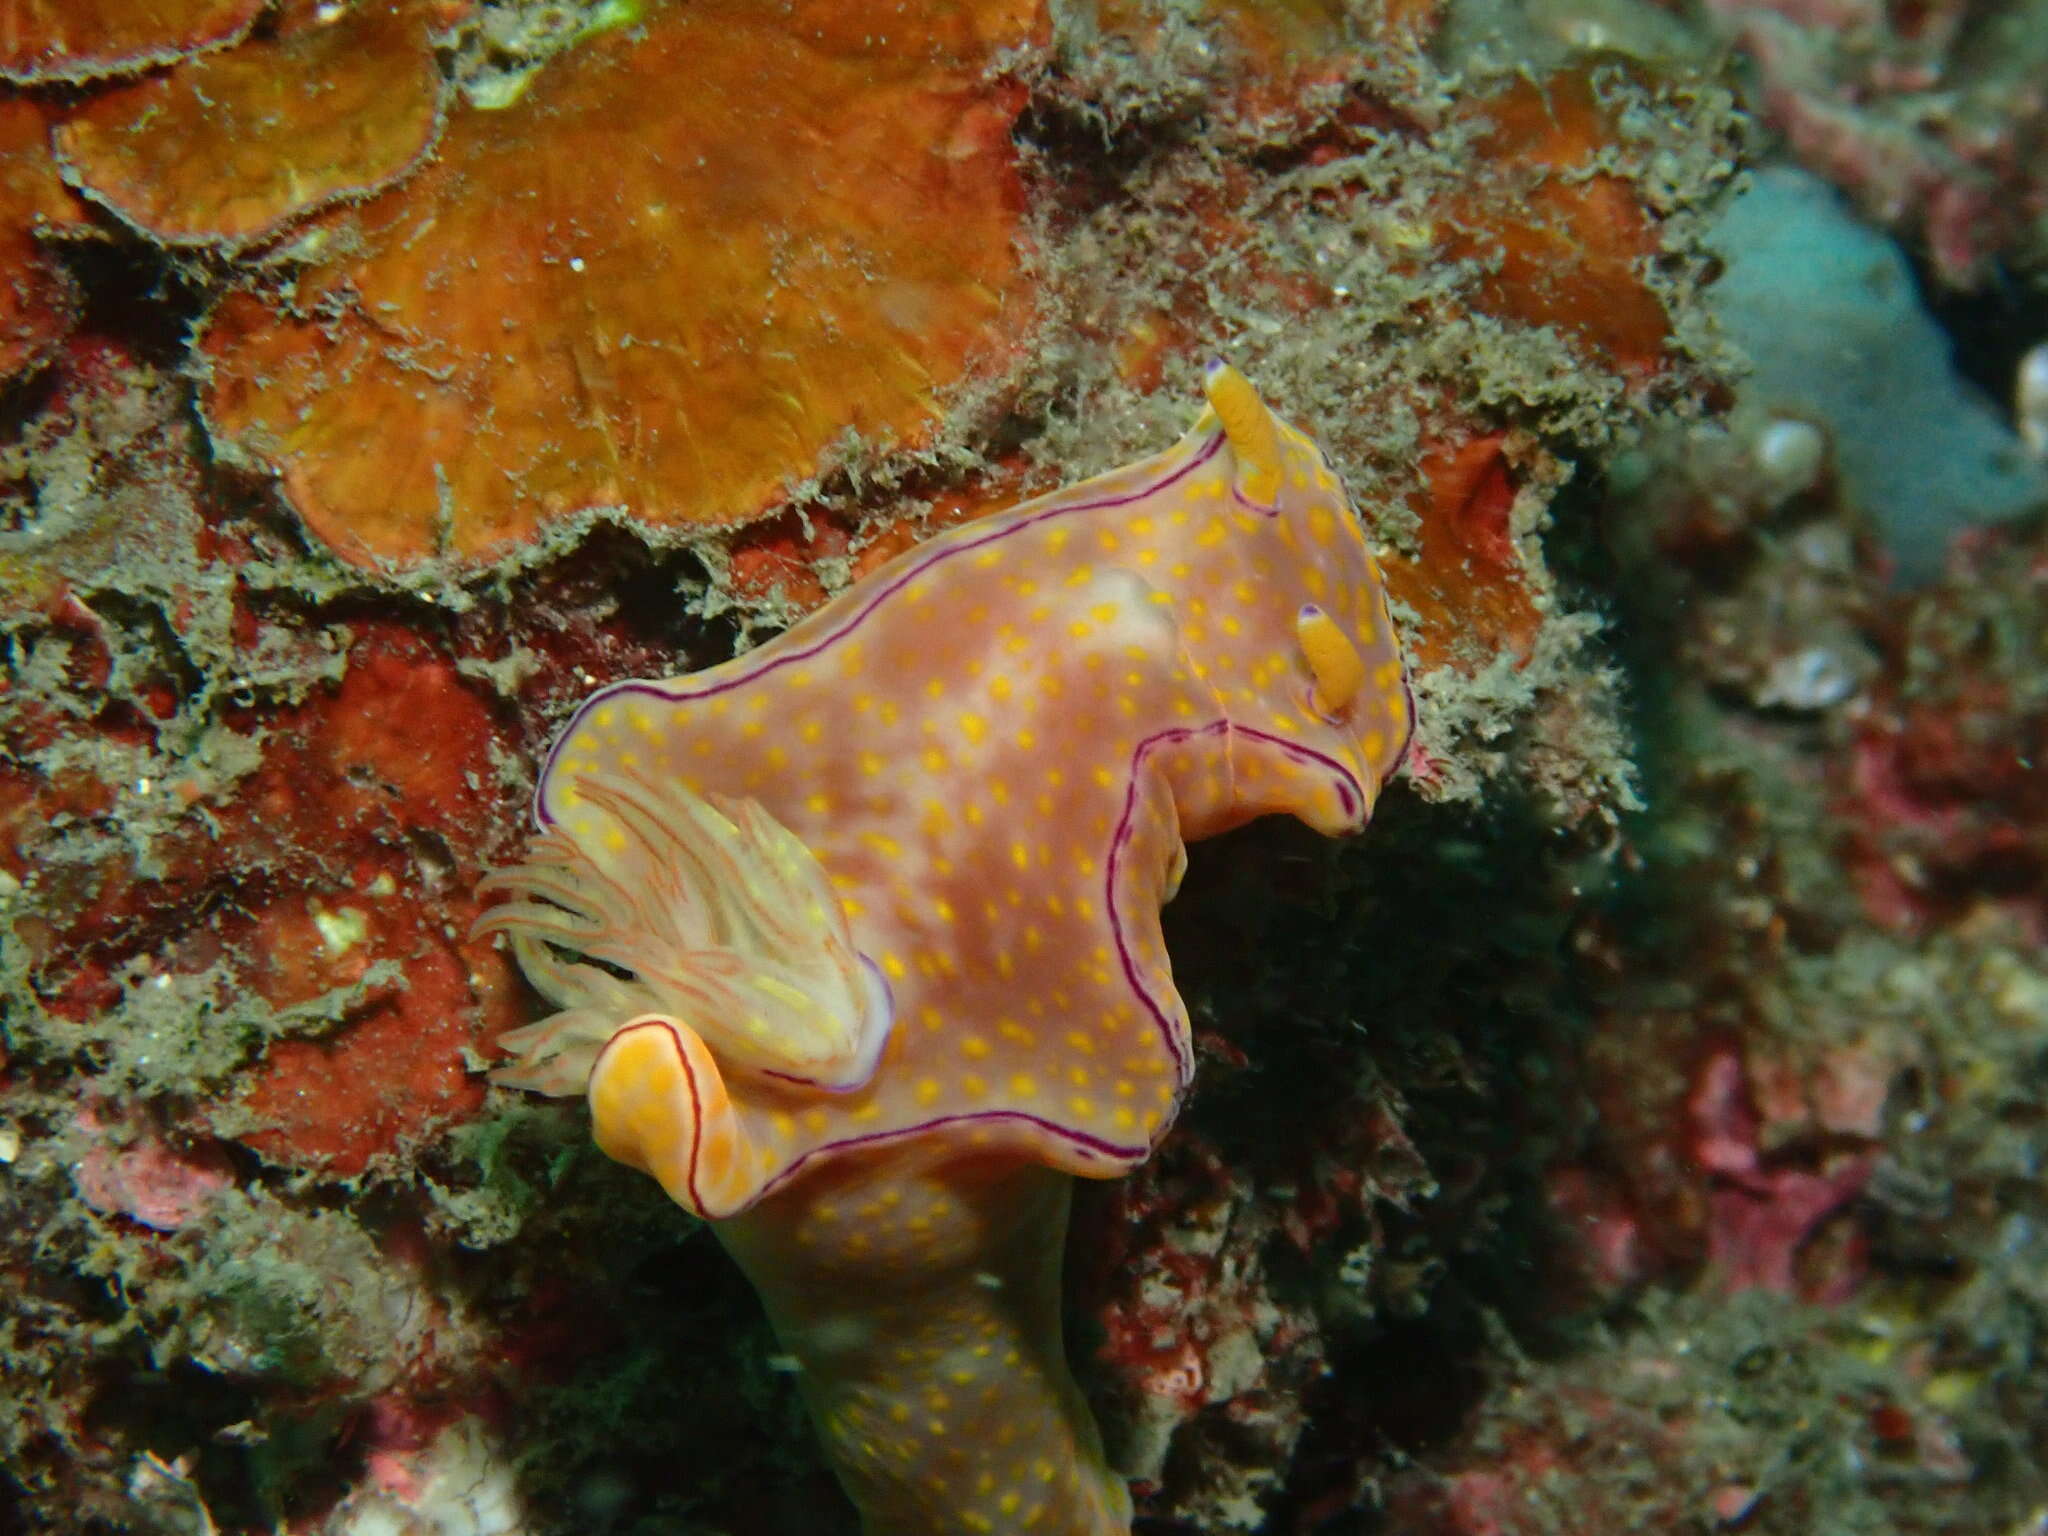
<box><xmin>0</xmin><ymin>98</ymin><xmax>83</xmax><ymax>386</ymax></box>
<box><xmin>1459</xmin><ymin>0</ymin><xmax>2048</xmax><ymax>293</ymax></box>
<box><xmin>1687</xmin><ymin>0</ymin><xmax>2048</xmax><ymax>289</ymax></box>
<box><xmin>199</xmin><ymin>0</ymin><xmax>1044</xmax><ymax>566</ymax></box>
<box><xmin>0</xmin><ymin>0</ymin><xmax>267</xmax><ymax>85</ymax></box>
<box><xmin>4</xmin><ymin>1</ymin><xmax>2041</xmax><ymax>1534</ymax></box>
<box><xmin>52</xmin><ymin>0</ymin><xmax>451</xmax><ymax>251</ymax></box>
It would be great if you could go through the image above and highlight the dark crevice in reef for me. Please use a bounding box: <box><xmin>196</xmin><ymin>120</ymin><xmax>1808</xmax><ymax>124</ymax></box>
<box><xmin>1912</xmin><ymin>255</ymin><xmax>2048</xmax><ymax>429</ymax></box>
<box><xmin>57</xmin><ymin>239</ymin><xmax>211</xmax><ymax>373</ymax></box>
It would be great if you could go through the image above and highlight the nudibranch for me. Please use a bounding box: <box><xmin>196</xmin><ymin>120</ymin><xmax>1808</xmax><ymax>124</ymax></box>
<box><xmin>476</xmin><ymin>364</ymin><xmax>1412</xmax><ymax>1534</ymax></box>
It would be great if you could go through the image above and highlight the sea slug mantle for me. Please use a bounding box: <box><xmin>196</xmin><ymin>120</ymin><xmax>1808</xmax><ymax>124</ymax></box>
<box><xmin>476</xmin><ymin>363</ymin><xmax>1412</xmax><ymax>1534</ymax></box>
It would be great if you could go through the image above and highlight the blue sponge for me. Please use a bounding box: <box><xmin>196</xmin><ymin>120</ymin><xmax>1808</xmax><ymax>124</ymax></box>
<box><xmin>1708</xmin><ymin>165</ymin><xmax>2046</xmax><ymax>583</ymax></box>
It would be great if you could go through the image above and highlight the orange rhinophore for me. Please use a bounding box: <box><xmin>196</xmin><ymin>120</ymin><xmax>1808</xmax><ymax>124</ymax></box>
<box><xmin>477</xmin><ymin>366</ymin><xmax>1411</xmax><ymax>1535</ymax></box>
